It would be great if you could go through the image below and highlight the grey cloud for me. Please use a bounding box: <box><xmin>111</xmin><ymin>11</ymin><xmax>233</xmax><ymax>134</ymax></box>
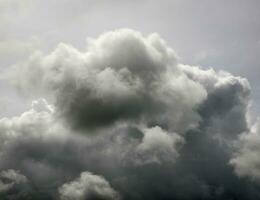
<box><xmin>182</xmin><ymin>64</ymin><xmax>251</xmax><ymax>139</ymax></box>
<box><xmin>230</xmin><ymin>120</ymin><xmax>260</xmax><ymax>180</ymax></box>
<box><xmin>7</xmin><ymin>29</ymin><xmax>206</xmax><ymax>133</ymax></box>
<box><xmin>59</xmin><ymin>171</ymin><xmax>120</xmax><ymax>200</ymax></box>
<box><xmin>0</xmin><ymin>169</ymin><xmax>28</xmax><ymax>193</ymax></box>
<box><xmin>134</xmin><ymin>126</ymin><xmax>183</xmax><ymax>165</ymax></box>
<box><xmin>0</xmin><ymin>169</ymin><xmax>27</xmax><ymax>184</ymax></box>
<box><xmin>0</xmin><ymin>169</ymin><xmax>31</xmax><ymax>199</ymax></box>
<box><xmin>0</xmin><ymin>98</ymin><xmax>184</xmax><ymax>198</ymax></box>
<box><xmin>1</xmin><ymin>29</ymin><xmax>260</xmax><ymax>200</ymax></box>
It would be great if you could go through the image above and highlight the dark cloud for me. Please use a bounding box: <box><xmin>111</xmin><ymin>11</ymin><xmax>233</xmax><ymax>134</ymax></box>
<box><xmin>1</xmin><ymin>29</ymin><xmax>260</xmax><ymax>199</ymax></box>
<box><xmin>230</xmin><ymin>120</ymin><xmax>260</xmax><ymax>180</ymax></box>
<box><xmin>0</xmin><ymin>169</ymin><xmax>32</xmax><ymax>200</ymax></box>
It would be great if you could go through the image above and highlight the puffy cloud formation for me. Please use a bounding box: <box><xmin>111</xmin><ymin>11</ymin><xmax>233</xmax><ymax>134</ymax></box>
<box><xmin>1</xmin><ymin>29</ymin><xmax>260</xmax><ymax>199</ymax></box>
<box><xmin>8</xmin><ymin>29</ymin><xmax>206</xmax><ymax>133</ymax></box>
<box><xmin>59</xmin><ymin>171</ymin><xmax>120</xmax><ymax>200</ymax></box>
<box><xmin>0</xmin><ymin>169</ymin><xmax>27</xmax><ymax>192</ymax></box>
<box><xmin>135</xmin><ymin>126</ymin><xmax>183</xmax><ymax>165</ymax></box>
<box><xmin>230</xmin><ymin>120</ymin><xmax>260</xmax><ymax>180</ymax></box>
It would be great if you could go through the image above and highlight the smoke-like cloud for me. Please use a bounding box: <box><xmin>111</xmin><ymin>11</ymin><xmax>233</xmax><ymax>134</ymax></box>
<box><xmin>0</xmin><ymin>169</ymin><xmax>30</xmax><ymax>199</ymax></box>
<box><xmin>0</xmin><ymin>169</ymin><xmax>28</xmax><ymax>192</ymax></box>
<box><xmin>1</xmin><ymin>29</ymin><xmax>260</xmax><ymax>199</ymax></box>
<box><xmin>230</xmin><ymin>119</ymin><xmax>260</xmax><ymax>180</ymax></box>
<box><xmin>59</xmin><ymin>171</ymin><xmax>120</xmax><ymax>200</ymax></box>
<box><xmin>6</xmin><ymin>29</ymin><xmax>206</xmax><ymax>134</ymax></box>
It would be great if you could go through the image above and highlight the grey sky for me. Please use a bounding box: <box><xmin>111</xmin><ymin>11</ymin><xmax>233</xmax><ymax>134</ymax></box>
<box><xmin>0</xmin><ymin>0</ymin><xmax>259</xmax><ymax>117</ymax></box>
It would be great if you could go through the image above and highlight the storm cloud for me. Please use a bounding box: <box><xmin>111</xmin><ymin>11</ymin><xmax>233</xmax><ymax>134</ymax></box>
<box><xmin>1</xmin><ymin>29</ymin><xmax>260</xmax><ymax>199</ymax></box>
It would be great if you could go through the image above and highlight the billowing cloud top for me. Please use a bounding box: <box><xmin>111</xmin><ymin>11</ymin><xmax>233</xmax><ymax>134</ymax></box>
<box><xmin>1</xmin><ymin>29</ymin><xmax>260</xmax><ymax>200</ymax></box>
<box><xmin>59</xmin><ymin>171</ymin><xmax>120</xmax><ymax>200</ymax></box>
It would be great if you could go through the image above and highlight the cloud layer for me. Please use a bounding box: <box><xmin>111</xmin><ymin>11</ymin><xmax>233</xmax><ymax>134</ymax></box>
<box><xmin>1</xmin><ymin>29</ymin><xmax>260</xmax><ymax>199</ymax></box>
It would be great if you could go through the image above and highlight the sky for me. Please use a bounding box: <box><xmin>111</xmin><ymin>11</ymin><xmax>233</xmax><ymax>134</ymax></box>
<box><xmin>0</xmin><ymin>0</ymin><xmax>260</xmax><ymax>200</ymax></box>
<box><xmin>1</xmin><ymin>0</ymin><xmax>260</xmax><ymax>117</ymax></box>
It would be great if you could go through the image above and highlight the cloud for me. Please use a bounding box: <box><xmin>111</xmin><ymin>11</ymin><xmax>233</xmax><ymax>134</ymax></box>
<box><xmin>6</xmin><ymin>29</ymin><xmax>206</xmax><ymax>133</ymax></box>
<box><xmin>182</xmin><ymin>64</ymin><xmax>250</xmax><ymax>139</ymax></box>
<box><xmin>59</xmin><ymin>171</ymin><xmax>120</xmax><ymax>200</ymax></box>
<box><xmin>0</xmin><ymin>99</ymin><xmax>68</xmax><ymax>189</ymax></box>
<box><xmin>0</xmin><ymin>169</ymin><xmax>28</xmax><ymax>192</ymax></box>
<box><xmin>135</xmin><ymin>126</ymin><xmax>183</xmax><ymax>165</ymax></box>
<box><xmin>0</xmin><ymin>169</ymin><xmax>30</xmax><ymax>199</ymax></box>
<box><xmin>1</xmin><ymin>29</ymin><xmax>259</xmax><ymax>199</ymax></box>
<box><xmin>0</xmin><ymin>97</ymin><xmax>184</xmax><ymax>198</ymax></box>
<box><xmin>230</xmin><ymin>119</ymin><xmax>260</xmax><ymax>180</ymax></box>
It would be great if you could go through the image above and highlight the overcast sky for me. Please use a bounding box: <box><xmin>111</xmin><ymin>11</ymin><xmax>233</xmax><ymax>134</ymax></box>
<box><xmin>0</xmin><ymin>1</ymin><xmax>260</xmax><ymax>200</ymax></box>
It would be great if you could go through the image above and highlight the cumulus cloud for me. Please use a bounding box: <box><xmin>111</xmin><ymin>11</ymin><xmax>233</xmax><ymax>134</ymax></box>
<box><xmin>182</xmin><ymin>64</ymin><xmax>250</xmax><ymax>139</ymax></box>
<box><xmin>59</xmin><ymin>171</ymin><xmax>120</xmax><ymax>200</ymax></box>
<box><xmin>230</xmin><ymin>119</ymin><xmax>260</xmax><ymax>180</ymax></box>
<box><xmin>6</xmin><ymin>29</ymin><xmax>206</xmax><ymax>133</ymax></box>
<box><xmin>0</xmin><ymin>97</ymin><xmax>184</xmax><ymax>198</ymax></box>
<box><xmin>0</xmin><ymin>99</ymin><xmax>69</xmax><ymax>192</ymax></box>
<box><xmin>135</xmin><ymin>126</ymin><xmax>183</xmax><ymax>165</ymax></box>
<box><xmin>1</xmin><ymin>29</ymin><xmax>259</xmax><ymax>199</ymax></box>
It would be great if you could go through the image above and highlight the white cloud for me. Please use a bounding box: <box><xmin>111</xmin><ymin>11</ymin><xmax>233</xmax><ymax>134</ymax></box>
<box><xmin>59</xmin><ymin>171</ymin><xmax>120</xmax><ymax>200</ymax></box>
<box><xmin>230</xmin><ymin>119</ymin><xmax>260</xmax><ymax>180</ymax></box>
<box><xmin>135</xmin><ymin>126</ymin><xmax>183</xmax><ymax>164</ymax></box>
